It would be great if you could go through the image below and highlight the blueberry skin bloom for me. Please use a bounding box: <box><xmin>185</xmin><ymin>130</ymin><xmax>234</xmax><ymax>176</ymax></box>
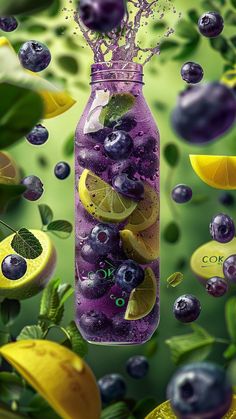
<box><xmin>79</xmin><ymin>0</ymin><xmax>126</xmax><ymax>33</ymax></box>
<box><xmin>54</xmin><ymin>162</ymin><xmax>71</xmax><ymax>180</ymax></box>
<box><xmin>112</xmin><ymin>174</ymin><xmax>144</xmax><ymax>201</ymax></box>
<box><xmin>181</xmin><ymin>62</ymin><xmax>204</xmax><ymax>84</ymax></box>
<box><xmin>104</xmin><ymin>130</ymin><xmax>133</xmax><ymax>160</ymax></box>
<box><xmin>206</xmin><ymin>276</ymin><xmax>228</xmax><ymax>297</ymax></box>
<box><xmin>172</xmin><ymin>184</ymin><xmax>192</xmax><ymax>204</ymax></box>
<box><xmin>115</xmin><ymin>260</ymin><xmax>144</xmax><ymax>292</ymax></box>
<box><xmin>21</xmin><ymin>175</ymin><xmax>44</xmax><ymax>201</ymax></box>
<box><xmin>223</xmin><ymin>255</ymin><xmax>236</xmax><ymax>282</ymax></box>
<box><xmin>126</xmin><ymin>356</ymin><xmax>149</xmax><ymax>379</ymax></box>
<box><xmin>89</xmin><ymin>223</ymin><xmax>120</xmax><ymax>256</ymax></box>
<box><xmin>18</xmin><ymin>40</ymin><xmax>51</xmax><ymax>72</ymax></box>
<box><xmin>98</xmin><ymin>374</ymin><xmax>126</xmax><ymax>404</ymax></box>
<box><xmin>26</xmin><ymin>124</ymin><xmax>49</xmax><ymax>146</ymax></box>
<box><xmin>173</xmin><ymin>294</ymin><xmax>201</xmax><ymax>323</ymax></box>
<box><xmin>209</xmin><ymin>213</ymin><xmax>235</xmax><ymax>243</ymax></box>
<box><xmin>0</xmin><ymin>16</ymin><xmax>18</xmax><ymax>32</ymax></box>
<box><xmin>2</xmin><ymin>254</ymin><xmax>27</xmax><ymax>280</ymax></box>
<box><xmin>167</xmin><ymin>362</ymin><xmax>232</xmax><ymax>419</ymax></box>
<box><xmin>198</xmin><ymin>11</ymin><xmax>224</xmax><ymax>38</ymax></box>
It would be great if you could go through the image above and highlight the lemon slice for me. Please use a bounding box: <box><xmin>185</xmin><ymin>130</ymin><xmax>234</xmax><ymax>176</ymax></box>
<box><xmin>78</xmin><ymin>169</ymin><xmax>138</xmax><ymax>223</ymax></box>
<box><xmin>190</xmin><ymin>155</ymin><xmax>236</xmax><ymax>190</ymax></box>
<box><xmin>0</xmin><ymin>340</ymin><xmax>101</xmax><ymax>419</ymax></box>
<box><xmin>0</xmin><ymin>230</ymin><xmax>56</xmax><ymax>300</ymax></box>
<box><xmin>125</xmin><ymin>267</ymin><xmax>157</xmax><ymax>320</ymax></box>
<box><xmin>121</xmin><ymin>223</ymin><xmax>159</xmax><ymax>264</ymax></box>
<box><xmin>0</xmin><ymin>151</ymin><xmax>20</xmax><ymax>185</ymax></box>
<box><xmin>221</xmin><ymin>68</ymin><xmax>236</xmax><ymax>89</ymax></box>
<box><xmin>126</xmin><ymin>182</ymin><xmax>159</xmax><ymax>232</ymax></box>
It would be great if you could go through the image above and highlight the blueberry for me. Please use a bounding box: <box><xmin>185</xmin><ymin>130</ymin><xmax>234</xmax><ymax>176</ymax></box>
<box><xmin>126</xmin><ymin>356</ymin><xmax>149</xmax><ymax>379</ymax></box>
<box><xmin>79</xmin><ymin>310</ymin><xmax>110</xmax><ymax>335</ymax></box>
<box><xmin>108</xmin><ymin>160</ymin><xmax>137</xmax><ymax>178</ymax></box>
<box><xmin>104</xmin><ymin>130</ymin><xmax>133</xmax><ymax>160</ymax></box>
<box><xmin>78</xmin><ymin>272</ymin><xmax>113</xmax><ymax>299</ymax></box>
<box><xmin>223</xmin><ymin>255</ymin><xmax>236</xmax><ymax>282</ymax></box>
<box><xmin>172</xmin><ymin>184</ymin><xmax>193</xmax><ymax>204</ymax></box>
<box><xmin>90</xmin><ymin>128</ymin><xmax>112</xmax><ymax>143</ymax></box>
<box><xmin>112</xmin><ymin>174</ymin><xmax>144</xmax><ymax>200</ymax></box>
<box><xmin>210</xmin><ymin>213</ymin><xmax>235</xmax><ymax>243</ymax></box>
<box><xmin>89</xmin><ymin>223</ymin><xmax>120</xmax><ymax>256</ymax></box>
<box><xmin>133</xmin><ymin>136</ymin><xmax>156</xmax><ymax>158</ymax></box>
<box><xmin>167</xmin><ymin>362</ymin><xmax>232</xmax><ymax>419</ymax></box>
<box><xmin>21</xmin><ymin>175</ymin><xmax>44</xmax><ymax>201</ymax></box>
<box><xmin>206</xmin><ymin>276</ymin><xmax>228</xmax><ymax>297</ymax></box>
<box><xmin>219</xmin><ymin>192</ymin><xmax>235</xmax><ymax>207</ymax></box>
<box><xmin>1</xmin><ymin>254</ymin><xmax>27</xmax><ymax>280</ymax></box>
<box><xmin>198</xmin><ymin>12</ymin><xmax>224</xmax><ymax>38</ymax></box>
<box><xmin>111</xmin><ymin>115</ymin><xmax>137</xmax><ymax>132</ymax></box>
<box><xmin>77</xmin><ymin>147</ymin><xmax>108</xmax><ymax>173</ymax></box>
<box><xmin>137</xmin><ymin>154</ymin><xmax>158</xmax><ymax>178</ymax></box>
<box><xmin>172</xmin><ymin>83</ymin><xmax>236</xmax><ymax>144</ymax></box>
<box><xmin>18</xmin><ymin>40</ymin><xmax>51</xmax><ymax>72</ymax></box>
<box><xmin>81</xmin><ymin>242</ymin><xmax>98</xmax><ymax>263</ymax></box>
<box><xmin>54</xmin><ymin>162</ymin><xmax>71</xmax><ymax>180</ymax></box>
<box><xmin>98</xmin><ymin>374</ymin><xmax>126</xmax><ymax>404</ymax></box>
<box><xmin>115</xmin><ymin>260</ymin><xmax>144</xmax><ymax>292</ymax></box>
<box><xmin>181</xmin><ymin>62</ymin><xmax>204</xmax><ymax>84</ymax></box>
<box><xmin>79</xmin><ymin>0</ymin><xmax>126</xmax><ymax>32</ymax></box>
<box><xmin>173</xmin><ymin>294</ymin><xmax>201</xmax><ymax>323</ymax></box>
<box><xmin>26</xmin><ymin>124</ymin><xmax>49</xmax><ymax>146</ymax></box>
<box><xmin>0</xmin><ymin>16</ymin><xmax>18</xmax><ymax>32</ymax></box>
<box><xmin>112</xmin><ymin>316</ymin><xmax>131</xmax><ymax>337</ymax></box>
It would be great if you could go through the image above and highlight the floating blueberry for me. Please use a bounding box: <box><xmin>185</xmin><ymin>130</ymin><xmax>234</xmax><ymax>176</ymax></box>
<box><xmin>173</xmin><ymin>294</ymin><xmax>201</xmax><ymax>323</ymax></box>
<box><xmin>18</xmin><ymin>40</ymin><xmax>51</xmax><ymax>72</ymax></box>
<box><xmin>89</xmin><ymin>223</ymin><xmax>120</xmax><ymax>256</ymax></box>
<box><xmin>26</xmin><ymin>124</ymin><xmax>49</xmax><ymax>146</ymax></box>
<box><xmin>115</xmin><ymin>260</ymin><xmax>144</xmax><ymax>292</ymax></box>
<box><xmin>209</xmin><ymin>213</ymin><xmax>235</xmax><ymax>243</ymax></box>
<box><xmin>198</xmin><ymin>11</ymin><xmax>224</xmax><ymax>38</ymax></box>
<box><xmin>181</xmin><ymin>62</ymin><xmax>204</xmax><ymax>84</ymax></box>
<box><xmin>206</xmin><ymin>277</ymin><xmax>228</xmax><ymax>297</ymax></box>
<box><xmin>21</xmin><ymin>175</ymin><xmax>44</xmax><ymax>201</ymax></box>
<box><xmin>1</xmin><ymin>254</ymin><xmax>27</xmax><ymax>280</ymax></box>
<box><xmin>79</xmin><ymin>310</ymin><xmax>110</xmax><ymax>335</ymax></box>
<box><xmin>112</xmin><ymin>173</ymin><xmax>144</xmax><ymax>201</ymax></box>
<box><xmin>79</xmin><ymin>0</ymin><xmax>126</xmax><ymax>32</ymax></box>
<box><xmin>98</xmin><ymin>374</ymin><xmax>126</xmax><ymax>404</ymax></box>
<box><xmin>104</xmin><ymin>130</ymin><xmax>133</xmax><ymax>160</ymax></box>
<box><xmin>219</xmin><ymin>192</ymin><xmax>235</xmax><ymax>207</ymax></box>
<box><xmin>0</xmin><ymin>16</ymin><xmax>18</xmax><ymax>32</ymax></box>
<box><xmin>77</xmin><ymin>147</ymin><xmax>107</xmax><ymax>173</ymax></box>
<box><xmin>54</xmin><ymin>162</ymin><xmax>71</xmax><ymax>180</ymax></box>
<box><xmin>223</xmin><ymin>255</ymin><xmax>236</xmax><ymax>282</ymax></box>
<box><xmin>172</xmin><ymin>184</ymin><xmax>193</xmax><ymax>204</ymax></box>
<box><xmin>126</xmin><ymin>356</ymin><xmax>149</xmax><ymax>379</ymax></box>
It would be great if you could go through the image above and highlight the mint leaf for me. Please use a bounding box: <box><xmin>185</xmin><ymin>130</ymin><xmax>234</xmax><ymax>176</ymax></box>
<box><xmin>11</xmin><ymin>228</ymin><xmax>43</xmax><ymax>259</ymax></box>
<box><xmin>47</xmin><ymin>220</ymin><xmax>73</xmax><ymax>238</ymax></box>
<box><xmin>38</xmin><ymin>204</ymin><xmax>53</xmax><ymax>226</ymax></box>
<box><xmin>166</xmin><ymin>324</ymin><xmax>215</xmax><ymax>365</ymax></box>
<box><xmin>100</xmin><ymin>93</ymin><xmax>136</xmax><ymax>126</ymax></box>
<box><xmin>39</xmin><ymin>278</ymin><xmax>61</xmax><ymax>328</ymax></box>
<box><xmin>57</xmin><ymin>283</ymin><xmax>74</xmax><ymax>307</ymax></box>
<box><xmin>225</xmin><ymin>297</ymin><xmax>236</xmax><ymax>343</ymax></box>
<box><xmin>101</xmin><ymin>402</ymin><xmax>133</xmax><ymax>419</ymax></box>
<box><xmin>0</xmin><ymin>372</ymin><xmax>24</xmax><ymax>402</ymax></box>
<box><xmin>163</xmin><ymin>222</ymin><xmax>180</xmax><ymax>244</ymax></box>
<box><xmin>17</xmin><ymin>325</ymin><xmax>44</xmax><ymax>341</ymax></box>
<box><xmin>0</xmin><ymin>299</ymin><xmax>21</xmax><ymax>327</ymax></box>
<box><xmin>167</xmin><ymin>272</ymin><xmax>183</xmax><ymax>288</ymax></box>
<box><xmin>65</xmin><ymin>321</ymin><xmax>88</xmax><ymax>358</ymax></box>
<box><xmin>0</xmin><ymin>0</ymin><xmax>55</xmax><ymax>15</ymax></box>
<box><xmin>223</xmin><ymin>343</ymin><xmax>236</xmax><ymax>360</ymax></box>
<box><xmin>163</xmin><ymin>143</ymin><xmax>180</xmax><ymax>167</ymax></box>
<box><xmin>0</xmin><ymin>184</ymin><xmax>26</xmax><ymax>213</ymax></box>
<box><xmin>132</xmin><ymin>398</ymin><xmax>157</xmax><ymax>419</ymax></box>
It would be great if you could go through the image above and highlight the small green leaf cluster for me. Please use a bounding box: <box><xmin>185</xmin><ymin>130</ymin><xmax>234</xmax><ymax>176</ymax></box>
<box><xmin>38</xmin><ymin>204</ymin><xmax>73</xmax><ymax>238</ymax></box>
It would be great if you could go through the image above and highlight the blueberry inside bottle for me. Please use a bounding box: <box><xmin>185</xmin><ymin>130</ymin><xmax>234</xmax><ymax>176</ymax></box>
<box><xmin>75</xmin><ymin>62</ymin><xmax>160</xmax><ymax>344</ymax></box>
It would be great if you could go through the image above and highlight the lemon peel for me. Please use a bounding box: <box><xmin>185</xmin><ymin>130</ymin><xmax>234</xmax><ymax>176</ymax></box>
<box><xmin>190</xmin><ymin>155</ymin><xmax>236</xmax><ymax>190</ymax></box>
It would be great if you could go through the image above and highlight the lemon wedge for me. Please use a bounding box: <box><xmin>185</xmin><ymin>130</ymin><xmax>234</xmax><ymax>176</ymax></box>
<box><xmin>190</xmin><ymin>155</ymin><xmax>236</xmax><ymax>190</ymax></box>
<box><xmin>121</xmin><ymin>223</ymin><xmax>159</xmax><ymax>264</ymax></box>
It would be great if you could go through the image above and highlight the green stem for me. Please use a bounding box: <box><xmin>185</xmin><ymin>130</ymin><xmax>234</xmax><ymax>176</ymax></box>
<box><xmin>0</xmin><ymin>219</ymin><xmax>16</xmax><ymax>233</ymax></box>
<box><xmin>43</xmin><ymin>324</ymin><xmax>71</xmax><ymax>341</ymax></box>
<box><xmin>215</xmin><ymin>338</ymin><xmax>230</xmax><ymax>345</ymax></box>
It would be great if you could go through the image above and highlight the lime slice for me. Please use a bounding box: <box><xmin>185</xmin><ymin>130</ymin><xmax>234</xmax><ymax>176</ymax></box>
<box><xmin>121</xmin><ymin>223</ymin><xmax>159</xmax><ymax>264</ymax></box>
<box><xmin>78</xmin><ymin>169</ymin><xmax>138</xmax><ymax>223</ymax></box>
<box><xmin>126</xmin><ymin>182</ymin><xmax>159</xmax><ymax>232</ymax></box>
<box><xmin>145</xmin><ymin>400</ymin><xmax>176</xmax><ymax>418</ymax></box>
<box><xmin>0</xmin><ymin>230</ymin><xmax>56</xmax><ymax>299</ymax></box>
<box><xmin>190</xmin><ymin>155</ymin><xmax>236</xmax><ymax>190</ymax></box>
<box><xmin>0</xmin><ymin>151</ymin><xmax>20</xmax><ymax>185</ymax></box>
<box><xmin>125</xmin><ymin>267</ymin><xmax>157</xmax><ymax>321</ymax></box>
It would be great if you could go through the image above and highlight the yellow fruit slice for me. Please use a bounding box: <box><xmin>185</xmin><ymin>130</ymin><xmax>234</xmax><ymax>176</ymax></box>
<box><xmin>120</xmin><ymin>223</ymin><xmax>159</xmax><ymax>264</ymax></box>
<box><xmin>0</xmin><ymin>340</ymin><xmax>101</xmax><ymax>419</ymax></box>
<box><xmin>126</xmin><ymin>182</ymin><xmax>159</xmax><ymax>232</ymax></box>
<box><xmin>0</xmin><ymin>151</ymin><xmax>20</xmax><ymax>185</ymax></box>
<box><xmin>0</xmin><ymin>230</ymin><xmax>56</xmax><ymax>300</ymax></box>
<box><xmin>125</xmin><ymin>267</ymin><xmax>157</xmax><ymax>320</ymax></box>
<box><xmin>190</xmin><ymin>155</ymin><xmax>236</xmax><ymax>190</ymax></box>
<box><xmin>78</xmin><ymin>169</ymin><xmax>138</xmax><ymax>223</ymax></box>
<box><xmin>221</xmin><ymin>68</ymin><xmax>236</xmax><ymax>90</ymax></box>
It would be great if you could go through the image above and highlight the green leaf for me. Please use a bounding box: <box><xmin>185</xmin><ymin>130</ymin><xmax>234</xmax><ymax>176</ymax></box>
<box><xmin>57</xmin><ymin>56</ymin><xmax>79</xmax><ymax>74</ymax></box>
<box><xmin>0</xmin><ymin>331</ymin><xmax>10</xmax><ymax>347</ymax></box>
<box><xmin>202</xmin><ymin>0</ymin><xmax>221</xmax><ymax>12</ymax></box>
<box><xmin>0</xmin><ymin>373</ymin><xmax>24</xmax><ymax>402</ymax></box>
<box><xmin>39</xmin><ymin>278</ymin><xmax>61</xmax><ymax>328</ymax></box>
<box><xmin>38</xmin><ymin>204</ymin><xmax>53</xmax><ymax>226</ymax></box>
<box><xmin>160</xmin><ymin>40</ymin><xmax>179</xmax><ymax>52</ymax></box>
<box><xmin>163</xmin><ymin>143</ymin><xmax>180</xmax><ymax>167</ymax></box>
<box><xmin>47</xmin><ymin>220</ymin><xmax>73</xmax><ymax>238</ymax></box>
<box><xmin>0</xmin><ymin>300</ymin><xmax>21</xmax><ymax>327</ymax></box>
<box><xmin>225</xmin><ymin>9</ymin><xmax>236</xmax><ymax>25</ymax></box>
<box><xmin>231</xmin><ymin>0</ymin><xmax>236</xmax><ymax>8</ymax></box>
<box><xmin>101</xmin><ymin>402</ymin><xmax>133</xmax><ymax>419</ymax></box>
<box><xmin>57</xmin><ymin>284</ymin><xmax>74</xmax><ymax>307</ymax></box>
<box><xmin>144</xmin><ymin>339</ymin><xmax>158</xmax><ymax>358</ymax></box>
<box><xmin>225</xmin><ymin>297</ymin><xmax>236</xmax><ymax>343</ymax></box>
<box><xmin>132</xmin><ymin>398</ymin><xmax>157</xmax><ymax>419</ymax></box>
<box><xmin>0</xmin><ymin>0</ymin><xmax>55</xmax><ymax>15</ymax></box>
<box><xmin>163</xmin><ymin>222</ymin><xmax>180</xmax><ymax>244</ymax></box>
<box><xmin>63</xmin><ymin>134</ymin><xmax>74</xmax><ymax>157</ymax></box>
<box><xmin>11</xmin><ymin>228</ymin><xmax>43</xmax><ymax>260</ymax></box>
<box><xmin>17</xmin><ymin>325</ymin><xmax>44</xmax><ymax>341</ymax></box>
<box><xmin>152</xmin><ymin>21</ymin><xmax>166</xmax><ymax>31</ymax></box>
<box><xmin>100</xmin><ymin>93</ymin><xmax>136</xmax><ymax>126</ymax></box>
<box><xmin>175</xmin><ymin>20</ymin><xmax>199</xmax><ymax>41</ymax></box>
<box><xmin>188</xmin><ymin>9</ymin><xmax>199</xmax><ymax>24</ymax></box>
<box><xmin>0</xmin><ymin>184</ymin><xmax>26</xmax><ymax>213</ymax></box>
<box><xmin>223</xmin><ymin>344</ymin><xmax>236</xmax><ymax>360</ymax></box>
<box><xmin>28</xmin><ymin>394</ymin><xmax>60</xmax><ymax>419</ymax></box>
<box><xmin>174</xmin><ymin>40</ymin><xmax>200</xmax><ymax>60</ymax></box>
<box><xmin>65</xmin><ymin>321</ymin><xmax>88</xmax><ymax>358</ymax></box>
<box><xmin>167</xmin><ymin>272</ymin><xmax>183</xmax><ymax>288</ymax></box>
<box><xmin>0</xmin><ymin>84</ymin><xmax>44</xmax><ymax>149</ymax></box>
<box><xmin>0</xmin><ymin>406</ymin><xmax>26</xmax><ymax>419</ymax></box>
<box><xmin>190</xmin><ymin>194</ymin><xmax>209</xmax><ymax>205</ymax></box>
<box><xmin>210</xmin><ymin>36</ymin><xmax>236</xmax><ymax>62</ymax></box>
<box><xmin>166</xmin><ymin>324</ymin><xmax>215</xmax><ymax>365</ymax></box>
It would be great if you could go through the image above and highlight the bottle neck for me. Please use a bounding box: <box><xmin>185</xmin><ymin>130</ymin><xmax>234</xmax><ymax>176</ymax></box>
<box><xmin>90</xmin><ymin>62</ymin><xmax>144</xmax><ymax>89</ymax></box>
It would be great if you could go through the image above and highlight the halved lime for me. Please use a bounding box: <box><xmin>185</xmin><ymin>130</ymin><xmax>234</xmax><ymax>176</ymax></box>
<box><xmin>0</xmin><ymin>151</ymin><xmax>20</xmax><ymax>185</ymax></box>
<box><xmin>78</xmin><ymin>169</ymin><xmax>138</xmax><ymax>223</ymax></box>
<box><xmin>125</xmin><ymin>267</ymin><xmax>157</xmax><ymax>321</ymax></box>
<box><xmin>121</xmin><ymin>223</ymin><xmax>159</xmax><ymax>264</ymax></box>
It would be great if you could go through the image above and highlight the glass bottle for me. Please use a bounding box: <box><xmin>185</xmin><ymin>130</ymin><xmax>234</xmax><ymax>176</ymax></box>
<box><xmin>75</xmin><ymin>61</ymin><xmax>160</xmax><ymax>345</ymax></box>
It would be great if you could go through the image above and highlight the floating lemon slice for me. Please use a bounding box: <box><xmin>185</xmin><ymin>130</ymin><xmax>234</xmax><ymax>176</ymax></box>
<box><xmin>0</xmin><ymin>230</ymin><xmax>56</xmax><ymax>300</ymax></box>
<box><xmin>126</xmin><ymin>182</ymin><xmax>159</xmax><ymax>232</ymax></box>
<box><xmin>78</xmin><ymin>169</ymin><xmax>138</xmax><ymax>223</ymax></box>
<box><xmin>125</xmin><ymin>267</ymin><xmax>157</xmax><ymax>321</ymax></box>
<box><xmin>0</xmin><ymin>340</ymin><xmax>101</xmax><ymax>419</ymax></box>
<box><xmin>190</xmin><ymin>155</ymin><xmax>236</xmax><ymax>190</ymax></box>
<box><xmin>0</xmin><ymin>151</ymin><xmax>20</xmax><ymax>185</ymax></box>
<box><xmin>221</xmin><ymin>68</ymin><xmax>236</xmax><ymax>90</ymax></box>
<box><xmin>121</xmin><ymin>223</ymin><xmax>159</xmax><ymax>264</ymax></box>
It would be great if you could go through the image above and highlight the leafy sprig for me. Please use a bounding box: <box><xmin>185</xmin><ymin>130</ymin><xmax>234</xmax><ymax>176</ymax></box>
<box><xmin>38</xmin><ymin>204</ymin><xmax>73</xmax><ymax>238</ymax></box>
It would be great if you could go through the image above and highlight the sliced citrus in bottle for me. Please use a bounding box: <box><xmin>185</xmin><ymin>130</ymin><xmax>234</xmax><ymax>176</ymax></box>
<box><xmin>0</xmin><ymin>340</ymin><xmax>101</xmax><ymax>419</ymax></box>
<box><xmin>0</xmin><ymin>151</ymin><xmax>20</xmax><ymax>185</ymax></box>
<box><xmin>0</xmin><ymin>230</ymin><xmax>56</xmax><ymax>300</ymax></box>
<box><xmin>190</xmin><ymin>155</ymin><xmax>236</xmax><ymax>190</ymax></box>
<box><xmin>125</xmin><ymin>267</ymin><xmax>157</xmax><ymax>321</ymax></box>
<box><xmin>126</xmin><ymin>182</ymin><xmax>159</xmax><ymax>232</ymax></box>
<box><xmin>78</xmin><ymin>169</ymin><xmax>138</xmax><ymax>223</ymax></box>
<box><xmin>120</xmin><ymin>223</ymin><xmax>159</xmax><ymax>264</ymax></box>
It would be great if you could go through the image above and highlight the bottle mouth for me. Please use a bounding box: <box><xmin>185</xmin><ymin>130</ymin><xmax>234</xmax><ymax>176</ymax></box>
<box><xmin>91</xmin><ymin>61</ymin><xmax>144</xmax><ymax>84</ymax></box>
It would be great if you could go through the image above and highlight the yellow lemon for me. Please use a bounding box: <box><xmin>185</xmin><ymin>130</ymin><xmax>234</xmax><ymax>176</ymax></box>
<box><xmin>0</xmin><ymin>151</ymin><xmax>20</xmax><ymax>185</ymax></box>
<box><xmin>190</xmin><ymin>155</ymin><xmax>236</xmax><ymax>190</ymax></box>
<box><xmin>120</xmin><ymin>223</ymin><xmax>159</xmax><ymax>264</ymax></box>
<box><xmin>221</xmin><ymin>68</ymin><xmax>236</xmax><ymax>90</ymax></box>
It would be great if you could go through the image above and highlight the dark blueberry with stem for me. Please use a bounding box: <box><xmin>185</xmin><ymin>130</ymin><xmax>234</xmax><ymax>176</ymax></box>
<box><xmin>172</xmin><ymin>184</ymin><xmax>192</xmax><ymax>204</ymax></box>
<box><xmin>115</xmin><ymin>260</ymin><xmax>144</xmax><ymax>292</ymax></box>
<box><xmin>1</xmin><ymin>255</ymin><xmax>27</xmax><ymax>280</ymax></box>
<box><xmin>219</xmin><ymin>192</ymin><xmax>235</xmax><ymax>207</ymax></box>
<box><xmin>54</xmin><ymin>162</ymin><xmax>71</xmax><ymax>180</ymax></box>
<box><xmin>126</xmin><ymin>356</ymin><xmax>149</xmax><ymax>379</ymax></box>
<box><xmin>206</xmin><ymin>277</ymin><xmax>228</xmax><ymax>297</ymax></box>
<box><xmin>223</xmin><ymin>255</ymin><xmax>236</xmax><ymax>282</ymax></box>
<box><xmin>198</xmin><ymin>12</ymin><xmax>224</xmax><ymax>38</ymax></box>
<box><xmin>79</xmin><ymin>310</ymin><xmax>110</xmax><ymax>336</ymax></box>
<box><xmin>112</xmin><ymin>316</ymin><xmax>131</xmax><ymax>337</ymax></box>
<box><xmin>0</xmin><ymin>16</ymin><xmax>18</xmax><ymax>32</ymax></box>
<box><xmin>112</xmin><ymin>173</ymin><xmax>144</xmax><ymax>200</ymax></box>
<box><xmin>173</xmin><ymin>294</ymin><xmax>201</xmax><ymax>323</ymax></box>
<box><xmin>167</xmin><ymin>362</ymin><xmax>232</xmax><ymax>419</ymax></box>
<box><xmin>79</xmin><ymin>0</ymin><xmax>126</xmax><ymax>33</ymax></box>
<box><xmin>18</xmin><ymin>40</ymin><xmax>51</xmax><ymax>72</ymax></box>
<box><xmin>89</xmin><ymin>223</ymin><xmax>120</xmax><ymax>256</ymax></box>
<box><xmin>77</xmin><ymin>147</ymin><xmax>107</xmax><ymax>173</ymax></box>
<box><xmin>26</xmin><ymin>124</ymin><xmax>49</xmax><ymax>146</ymax></box>
<box><xmin>209</xmin><ymin>213</ymin><xmax>235</xmax><ymax>243</ymax></box>
<box><xmin>98</xmin><ymin>374</ymin><xmax>126</xmax><ymax>404</ymax></box>
<box><xmin>104</xmin><ymin>130</ymin><xmax>133</xmax><ymax>160</ymax></box>
<box><xmin>181</xmin><ymin>62</ymin><xmax>204</xmax><ymax>84</ymax></box>
<box><xmin>21</xmin><ymin>175</ymin><xmax>44</xmax><ymax>201</ymax></box>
